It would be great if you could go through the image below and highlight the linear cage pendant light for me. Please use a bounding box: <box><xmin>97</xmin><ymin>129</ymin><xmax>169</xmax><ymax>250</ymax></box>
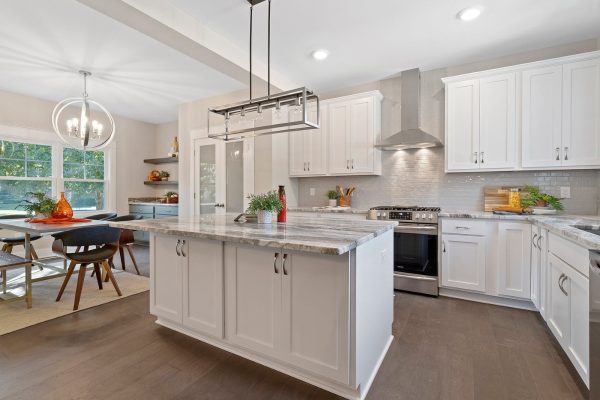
<box><xmin>52</xmin><ymin>70</ymin><xmax>116</xmax><ymax>150</ymax></box>
<box><xmin>208</xmin><ymin>0</ymin><xmax>320</xmax><ymax>141</ymax></box>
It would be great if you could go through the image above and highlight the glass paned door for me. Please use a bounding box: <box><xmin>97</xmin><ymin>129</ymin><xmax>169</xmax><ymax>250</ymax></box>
<box><xmin>194</xmin><ymin>139</ymin><xmax>224</xmax><ymax>215</ymax></box>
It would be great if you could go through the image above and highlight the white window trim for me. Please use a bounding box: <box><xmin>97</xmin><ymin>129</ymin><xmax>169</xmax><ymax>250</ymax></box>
<box><xmin>0</xmin><ymin>125</ymin><xmax>117</xmax><ymax>215</ymax></box>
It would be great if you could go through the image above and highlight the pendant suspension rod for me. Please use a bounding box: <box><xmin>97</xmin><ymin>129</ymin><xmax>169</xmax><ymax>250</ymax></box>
<box><xmin>249</xmin><ymin>5</ymin><xmax>253</xmax><ymax>101</ymax></box>
<box><xmin>267</xmin><ymin>0</ymin><xmax>271</xmax><ymax>98</ymax></box>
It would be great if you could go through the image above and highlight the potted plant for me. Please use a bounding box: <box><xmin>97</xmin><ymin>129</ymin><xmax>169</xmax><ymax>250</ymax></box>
<box><xmin>326</xmin><ymin>190</ymin><xmax>338</xmax><ymax>207</ymax></box>
<box><xmin>18</xmin><ymin>192</ymin><xmax>57</xmax><ymax>218</ymax></box>
<box><xmin>521</xmin><ymin>185</ymin><xmax>564</xmax><ymax>211</ymax></box>
<box><xmin>165</xmin><ymin>191</ymin><xmax>179</xmax><ymax>204</ymax></box>
<box><xmin>159</xmin><ymin>171</ymin><xmax>170</xmax><ymax>181</ymax></box>
<box><xmin>246</xmin><ymin>191</ymin><xmax>283</xmax><ymax>224</ymax></box>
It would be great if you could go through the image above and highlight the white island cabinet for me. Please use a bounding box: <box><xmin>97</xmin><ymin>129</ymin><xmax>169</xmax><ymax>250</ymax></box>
<box><xmin>115</xmin><ymin>214</ymin><xmax>395</xmax><ymax>400</ymax></box>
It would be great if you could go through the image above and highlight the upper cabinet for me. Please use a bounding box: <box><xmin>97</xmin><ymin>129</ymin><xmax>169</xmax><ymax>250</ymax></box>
<box><xmin>289</xmin><ymin>91</ymin><xmax>382</xmax><ymax>177</ymax></box>
<box><xmin>444</xmin><ymin>51</ymin><xmax>600</xmax><ymax>172</ymax></box>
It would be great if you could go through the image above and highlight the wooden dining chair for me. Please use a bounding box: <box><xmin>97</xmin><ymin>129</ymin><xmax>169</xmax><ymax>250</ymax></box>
<box><xmin>0</xmin><ymin>214</ymin><xmax>42</xmax><ymax>260</ymax></box>
<box><xmin>0</xmin><ymin>251</ymin><xmax>33</xmax><ymax>308</ymax></box>
<box><xmin>52</xmin><ymin>226</ymin><xmax>122</xmax><ymax>310</ymax></box>
<box><xmin>107</xmin><ymin>214</ymin><xmax>143</xmax><ymax>275</ymax></box>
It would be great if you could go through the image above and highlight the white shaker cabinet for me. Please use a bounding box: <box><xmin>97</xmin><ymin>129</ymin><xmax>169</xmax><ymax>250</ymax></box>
<box><xmin>150</xmin><ymin>235</ymin><xmax>183</xmax><ymax>323</ymax></box>
<box><xmin>497</xmin><ymin>222</ymin><xmax>531</xmax><ymax>299</ymax></box>
<box><xmin>446</xmin><ymin>79</ymin><xmax>480</xmax><ymax>171</ymax></box>
<box><xmin>521</xmin><ymin>65</ymin><xmax>563</xmax><ymax>168</ymax></box>
<box><xmin>441</xmin><ymin>233</ymin><xmax>487</xmax><ymax>292</ymax></box>
<box><xmin>289</xmin><ymin>106</ymin><xmax>328</xmax><ymax>176</ymax></box>
<box><xmin>530</xmin><ymin>226</ymin><xmax>542</xmax><ymax>310</ymax></box>
<box><xmin>562</xmin><ymin>58</ymin><xmax>600</xmax><ymax>167</ymax></box>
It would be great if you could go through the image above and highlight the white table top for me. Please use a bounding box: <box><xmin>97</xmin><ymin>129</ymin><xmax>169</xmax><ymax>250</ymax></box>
<box><xmin>0</xmin><ymin>219</ymin><xmax>108</xmax><ymax>234</ymax></box>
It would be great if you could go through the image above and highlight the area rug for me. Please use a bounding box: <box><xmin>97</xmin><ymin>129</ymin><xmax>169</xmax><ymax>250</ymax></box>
<box><xmin>0</xmin><ymin>263</ymin><xmax>149</xmax><ymax>335</ymax></box>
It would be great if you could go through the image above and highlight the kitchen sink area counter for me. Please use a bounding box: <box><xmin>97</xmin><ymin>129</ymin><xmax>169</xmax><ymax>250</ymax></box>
<box><xmin>109</xmin><ymin>214</ymin><xmax>396</xmax><ymax>400</ymax></box>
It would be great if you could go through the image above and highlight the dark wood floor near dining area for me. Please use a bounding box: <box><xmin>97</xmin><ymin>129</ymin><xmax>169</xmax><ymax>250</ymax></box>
<box><xmin>0</xmin><ymin>246</ymin><xmax>587</xmax><ymax>400</ymax></box>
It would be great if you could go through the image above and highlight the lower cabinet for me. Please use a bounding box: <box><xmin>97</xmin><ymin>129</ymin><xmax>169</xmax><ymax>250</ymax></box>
<box><xmin>441</xmin><ymin>233</ymin><xmax>487</xmax><ymax>292</ymax></box>
<box><xmin>497</xmin><ymin>222</ymin><xmax>531</xmax><ymax>299</ymax></box>
<box><xmin>224</xmin><ymin>244</ymin><xmax>350</xmax><ymax>384</ymax></box>
<box><xmin>530</xmin><ymin>225</ymin><xmax>542</xmax><ymax>309</ymax></box>
<box><xmin>150</xmin><ymin>235</ymin><xmax>224</xmax><ymax>338</ymax></box>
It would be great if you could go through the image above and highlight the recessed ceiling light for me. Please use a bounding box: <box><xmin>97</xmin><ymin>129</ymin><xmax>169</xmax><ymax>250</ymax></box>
<box><xmin>312</xmin><ymin>49</ymin><xmax>329</xmax><ymax>61</ymax></box>
<box><xmin>457</xmin><ymin>7</ymin><xmax>482</xmax><ymax>21</ymax></box>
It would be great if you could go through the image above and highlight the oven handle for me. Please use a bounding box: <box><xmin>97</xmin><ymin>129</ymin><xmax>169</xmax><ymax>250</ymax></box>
<box><xmin>394</xmin><ymin>225</ymin><xmax>438</xmax><ymax>235</ymax></box>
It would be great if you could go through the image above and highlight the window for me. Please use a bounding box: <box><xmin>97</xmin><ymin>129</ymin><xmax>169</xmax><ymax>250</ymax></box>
<box><xmin>63</xmin><ymin>148</ymin><xmax>105</xmax><ymax>211</ymax></box>
<box><xmin>0</xmin><ymin>140</ymin><xmax>53</xmax><ymax>212</ymax></box>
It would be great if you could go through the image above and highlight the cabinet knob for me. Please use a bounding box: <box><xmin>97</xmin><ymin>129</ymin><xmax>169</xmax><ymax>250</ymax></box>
<box><xmin>480</xmin><ymin>152</ymin><xmax>484</xmax><ymax>164</ymax></box>
<box><xmin>474</xmin><ymin>152</ymin><xmax>478</xmax><ymax>164</ymax></box>
<box><xmin>307</xmin><ymin>162</ymin><xmax>310</xmax><ymax>171</ymax></box>
<box><xmin>346</xmin><ymin>160</ymin><xmax>350</xmax><ymax>170</ymax></box>
<box><xmin>351</xmin><ymin>159</ymin><xmax>354</xmax><ymax>169</ymax></box>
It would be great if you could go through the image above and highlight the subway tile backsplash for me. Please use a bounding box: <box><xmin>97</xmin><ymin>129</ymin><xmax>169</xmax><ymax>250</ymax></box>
<box><xmin>297</xmin><ymin>148</ymin><xmax>600</xmax><ymax>215</ymax></box>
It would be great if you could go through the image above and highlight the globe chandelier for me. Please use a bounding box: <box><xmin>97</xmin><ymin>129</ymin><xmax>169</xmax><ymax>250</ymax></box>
<box><xmin>52</xmin><ymin>70</ymin><xmax>115</xmax><ymax>150</ymax></box>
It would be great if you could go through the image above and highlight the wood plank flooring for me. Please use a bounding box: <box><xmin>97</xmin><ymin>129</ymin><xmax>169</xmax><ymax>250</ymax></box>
<box><xmin>0</xmin><ymin>246</ymin><xmax>588</xmax><ymax>399</ymax></box>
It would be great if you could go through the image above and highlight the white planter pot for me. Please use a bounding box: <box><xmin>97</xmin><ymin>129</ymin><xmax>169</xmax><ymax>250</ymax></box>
<box><xmin>328</xmin><ymin>199</ymin><xmax>337</xmax><ymax>207</ymax></box>
<box><xmin>256</xmin><ymin>210</ymin><xmax>273</xmax><ymax>224</ymax></box>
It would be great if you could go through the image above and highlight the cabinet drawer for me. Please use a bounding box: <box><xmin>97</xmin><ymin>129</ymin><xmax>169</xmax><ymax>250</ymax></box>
<box><xmin>441</xmin><ymin>219</ymin><xmax>487</xmax><ymax>236</ymax></box>
<box><xmin>129</xmin><ymin>204</ymin><xmax>154</xmax><ymax>214</ymax></box>
<box><xmin>548</xmin><ymin>232</ymin><xmax>589</xmax><ymax>278</ymax></box>
<box><xmin>155</xmin><ymin>205</ymin><xmax>178</xmax><ymax>216</ymax></box>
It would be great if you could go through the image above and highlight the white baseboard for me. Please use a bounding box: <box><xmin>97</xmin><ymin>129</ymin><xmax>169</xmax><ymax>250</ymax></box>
<box><xmin>439</xmin><ymin>288</ymin><xmax>537</xmax><ymax>311</ymax></box>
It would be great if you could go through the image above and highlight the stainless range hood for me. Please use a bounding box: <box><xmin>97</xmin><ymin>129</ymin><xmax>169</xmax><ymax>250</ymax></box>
<box><xmin>376</xmin><ymin>68</ymin><xmax>442</xmax><ymax>150</ymax></box>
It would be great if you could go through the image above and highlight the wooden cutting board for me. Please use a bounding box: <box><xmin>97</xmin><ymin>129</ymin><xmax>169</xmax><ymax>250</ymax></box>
<box><xmin>484</xmin><ymin>186</ymin><xmax>524</xmax><ymax>212</ymax></box>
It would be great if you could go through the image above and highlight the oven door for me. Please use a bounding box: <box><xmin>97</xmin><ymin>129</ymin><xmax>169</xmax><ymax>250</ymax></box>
<box><xmin>393</xmin><ymin>224</ymin><xmax>438</xmax><ymax>277</ymax></box>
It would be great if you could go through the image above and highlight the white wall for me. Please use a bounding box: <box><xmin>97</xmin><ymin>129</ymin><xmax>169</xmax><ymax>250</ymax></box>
<box><xmin>153</xmin><ymin>120</ymin><xmax>179</xmax><ymax>197</ymax></box>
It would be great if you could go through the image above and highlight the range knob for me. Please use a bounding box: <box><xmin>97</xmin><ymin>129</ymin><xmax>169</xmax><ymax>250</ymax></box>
<box><xmin>428</xmin><ymin>213</ymin><xmax>434</xmax><ymax>219</ymax></box>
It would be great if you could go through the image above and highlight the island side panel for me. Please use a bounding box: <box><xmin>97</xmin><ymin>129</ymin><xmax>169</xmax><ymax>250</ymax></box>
<box><xmin>354</xmin><ymin>229</ymin><xmax>394</xmax><ymax>395</ymax></box>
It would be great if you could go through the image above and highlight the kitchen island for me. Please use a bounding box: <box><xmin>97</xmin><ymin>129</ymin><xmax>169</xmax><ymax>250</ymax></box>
<box><xmin>110</xmin><ymin>214</ymin><xmax>396</xmax><ymax>400</ymax></box>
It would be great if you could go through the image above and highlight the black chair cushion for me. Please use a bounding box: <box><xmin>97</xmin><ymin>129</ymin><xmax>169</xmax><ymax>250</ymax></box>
<box><xmin>108</xmin><ymin>214</ymin><xmax>143</xmax><ymax>222</ymax></box>
<box><xmin>0</xmin><ymin>235</ymin><xmax>42</xmax><ymax>244</ymax></box>
<box><xmin>52</xmin><ymin>226</ymin><xmax>121</xmax><ymax>247</ymax></box>
<box><xmin>66</xmin><ymin>246</ymin><xmax>118</xmax><ymax>263</ymax></box>
<box><xmin>0</xmin><ymin>214</ymin><xmax>29</xmax><ymax>220</ymax></box>
<box><xmin>0</xmin><ymin>251</ymin><xmax>30</xmax><ymax>268</ymax></box>
<box><xmin>86</xmin><ymin>213</ymin><xmax>117</xmax><ymax>220</ymax></box>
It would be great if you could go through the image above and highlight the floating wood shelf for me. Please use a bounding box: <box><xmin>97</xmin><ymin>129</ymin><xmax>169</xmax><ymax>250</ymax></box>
<box><xmin>143</xmin><ymin>157</ymin><xmax>178</xmax><ymax>164</ymax></box>
<box><xmin>144</xmin><ymin>181</ymin><xmax>178</xmax><ymax>186</ymax></box>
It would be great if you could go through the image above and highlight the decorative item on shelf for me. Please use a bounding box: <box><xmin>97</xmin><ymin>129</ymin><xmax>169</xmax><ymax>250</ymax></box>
<box><xmin>51</xmin><ymin>70</ymin><xmax>115</xmax><ymax>150</ymax></box>
<box><xmin>521</xmin><ymin>185</ymin><xmax>564</xmax><ymax>214</ymax></box>
<box><xmin>165</xmin><ymin>191</ymin><xmax>179</xmax><ymax>204</ymax></box>
<box><xmin>168</xmin><ymin>136</ymin><xmax>179</xmax><ymax>158</ymax></box>
<box><xmin>246</xmin><ymin>190</ymin><xmax>283</xmax><ymax>224</ymax></box>
<box><xmin>18</xmin><ymin>192</ymin><xmax>57</xmax><ymax>219</ymax></box>
<box><xmin>337</xmin><ymin>185</ymin><xmax>355</xmax><ymax>208</ymax></box>
<box><xmin>326</xmin><ymin>190</ymin><xmax>339</xmax><ymax>207</ymax></box>
<box><xmin>51</xmin><ymin>192</ymin><xmax>74</xmax><ymax>220</ymax></box>
<box><xmin>148</xmin><ymin>170</ymin><xmax>161</xmax><ymax>181</ymax></box>
<box><xmin>159</xmin><ymin>171</ymin><xmax>170</xmax><ymax>181</ymax></box>
<box><xmin>277</xmin><ymin>185</ymin><xmax>286</xmax><ymax>222</ymax></box>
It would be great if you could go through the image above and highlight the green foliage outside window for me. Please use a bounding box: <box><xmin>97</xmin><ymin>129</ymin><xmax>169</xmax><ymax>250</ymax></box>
<box><xmin>63</xmin><ymin>148</ymin><xmax>105</xmax><ymax>211</ymax></box>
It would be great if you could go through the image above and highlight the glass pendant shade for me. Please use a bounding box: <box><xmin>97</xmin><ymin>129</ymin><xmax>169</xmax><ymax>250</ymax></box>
<box><xmin>52</xmin><ymin>70</ymin><xmax>115</xmax><ymax>150</ymax></box>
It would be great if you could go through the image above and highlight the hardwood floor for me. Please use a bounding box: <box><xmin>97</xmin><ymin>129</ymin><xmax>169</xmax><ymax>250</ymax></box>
<box><xmin>0</xmin><ymin>256</ymin><xmax>588</xmax><ymax>399</ymax></box>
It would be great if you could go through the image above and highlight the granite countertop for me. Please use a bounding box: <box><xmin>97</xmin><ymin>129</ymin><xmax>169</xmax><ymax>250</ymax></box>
<box><xmin>110</xmin><ymin>213</ymin><xmax>396</xmax><ymax>255</ymax></box>
<box><xmin>287</xmin><ymin>206</ymin><xmax>368</xmax><ymax>214</ymax></box>
<box><xmin>439</xmin><ymin>211</ymin><xmax>600</xmax><ymax>251</ymax></box>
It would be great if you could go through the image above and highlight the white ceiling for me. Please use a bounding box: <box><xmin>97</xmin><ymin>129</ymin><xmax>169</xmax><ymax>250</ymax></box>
<box><xmin>168</xmin><ymin>0</ymin><xmax>600</xmax><ymax>92</ymax></box>
<box><xmin>0</xmin><ymin>0</ymin><xmax>244</xmax><ymax>124</ymax></box>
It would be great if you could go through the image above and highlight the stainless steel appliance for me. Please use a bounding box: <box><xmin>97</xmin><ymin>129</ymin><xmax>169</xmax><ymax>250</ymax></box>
<box><xmin>590</xmin><ymin>250</ymin><xmax>600</xmax><ymax>399</ymax></box>
<box><xmin>368</xmin><ymin>206</ymin><xmax>440</xmax><ymax>296</ymax></box>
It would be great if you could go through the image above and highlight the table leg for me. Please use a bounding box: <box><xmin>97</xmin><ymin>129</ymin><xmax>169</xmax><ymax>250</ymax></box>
<box><xmin>25</xmin><ymin>264</ymin><xmax>32</xmax><ymax>308</ymax></box>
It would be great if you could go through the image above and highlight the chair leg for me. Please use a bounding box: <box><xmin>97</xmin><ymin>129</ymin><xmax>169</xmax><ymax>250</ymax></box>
<box><xmin>25</xmin><ymin>264</ymin><xmax>32</xmax><ymax>309</ymax></box>
<box><xmin>101</xmin><ymin>260</ymin><xmax>121</xmax><ymax>296</ymax></box>
<box><xmin>56</xmin><ymin>261</ymin><xmax>77</xmax><ymax>302</ymax></box>
<box><xmin>30</xmin><ymin>245</ymin><xmax>39</xmax><ymax>260</ymax></box>
<box><xmin>5</xmin><ymin>244</ymin><xmax>13</xmax><ymax>254</ymax></box>
<box><xmin>93</xmin><ymin>263</ymin><xmax>103</xmax><ymax>290</ymax></box>
<box><xmin>119</xmin><ymin>247</ymin><xmax>126</xmax><ymax>271</ymax></box>
<box><xmin>125</xmin><ymin>245</ymin><xmax>141</xmax><ymax>275</ymax></box>
<box><xmin>2</xmin><ymin>269</ymin><xmax>6</xmax><ymax>294</ymax></box>
<box><xmin>73</xmin><ymin>265</ymin><xmax>87</xmax><ymax>310</ymax></box>
<box><xmin>1</xmin><ymin>244</ymin><xmax>8</xmax><ymax>252</ymax></box>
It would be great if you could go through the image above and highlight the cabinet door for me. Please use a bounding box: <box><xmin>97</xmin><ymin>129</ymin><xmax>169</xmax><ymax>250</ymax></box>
<box><xmin>547</xmin><ymin>253</ymin><xmax>570</xmax><ymax>344</ymax></box>
<box><xmin>182</xmin><ymin>239</ymin><xmax>224</xmax><ymax>339</ymax></box>
<box><xmin>150</xmin><ymin>235</ymin><xmax>182</xmax><ymax>323</ymax></box>
<box><xmin>328</xmin><ymin>102</ymin><xmax>351</xmax><ymax>174</ymax></box>
<box><xmin>497</xmin><ymin>222</ymin><xmax>532</xmax><ymax>299</ymax></box>
<box><xmin>225</xmin><ymin>245</ymin><xmax>283</xmax><ymax>358</ymax></box>
<box><xmin>562</xmin><ymin>58</ymin><xmax>600</xmax><ymax>167</ymax></box>
<box><xmin>441</xmin><ymin>234</ymin><xmax>486</xmax><ymax>292</ymax></box>
<box><xmin>531</xmin><ymin>227</ymin><xmax>541</xmax><ymax>310</ymax></box>
<box><xmin>281</xmin><ymin>252</ymin><xmax>350</xmax><ymax>384</ymax></box>
<box><xmin>305</xmin><ymin>106</ymin><xmax>328</xmax><ymax>175</ymax></box>
<box><xmin>446</xmin><ymin>80</ymin><xmax>480</xmax><ymax>171</ymax></box>
<box><xmin>348</xmin><ymin>96</ymin><xmax>374</xmax><ymax>174</ymax></box>
<box><xmin>521</xmin><ymin>66</ymin><xmax>563</xmax><ymax>168</ymax></box>
<box><xmin>539</xmin><ymin>229</ymin><xmax>548</xmax><ymax>320</ymax></box>
<box><xmin>565</xmin><ymin>266</ymin><xmax>590</xmax><ymax>385</ymax></box>
<box><xmin>288</xmin><ymin>130</ymin><xmax>306</xmax><ymax>176</ymax></box>
<box><xmin>479</xmin><ymin>73</ymin><xmax>517</xmax><ymax>169</ymax></box>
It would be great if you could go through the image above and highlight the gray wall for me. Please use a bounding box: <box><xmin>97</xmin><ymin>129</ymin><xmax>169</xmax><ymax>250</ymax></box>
<box><xmin>298</xmin><ymin>38</ymin><xmax>600</xmax><ymax>214</ymax></box>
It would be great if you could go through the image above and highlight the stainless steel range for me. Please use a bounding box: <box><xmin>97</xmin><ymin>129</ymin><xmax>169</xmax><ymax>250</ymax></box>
<box><xmin>368</xmin><ymin>206</ymin><xmax>440</xmax><ymax>296</ymax></box>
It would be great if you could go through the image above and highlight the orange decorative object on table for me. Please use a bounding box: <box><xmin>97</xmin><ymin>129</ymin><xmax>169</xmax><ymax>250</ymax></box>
<box><xmin>51</xmin><ymin>192</ymin><xmax>74</xmax><ymax>220</ymax></box>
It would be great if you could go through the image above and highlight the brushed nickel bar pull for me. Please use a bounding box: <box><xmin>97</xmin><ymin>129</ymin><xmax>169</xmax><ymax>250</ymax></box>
<box><xmin>273</xmin><ymin>253</ymin><xmax>279</xmax><ymax>274</ymax></box>
<box><xmin>282</xmin><ymin>254</ymin><xmax>288</xmax><ymax>275</ymax></box>
<box><xmin>564</xmin><ymin>146</ymin><xmax>569</xmax><ymax>161</ymax></box>
<box><xmin>532</xmin><ymin>233</ymin><xmax>538</xmax><ymax>249</ymax></box>
<box><xmin>555</xmin><ymin>147</ymin><xmax>560</xmax><ymax>161</ymax></box>
<box><xmin>181</xmin><ymin>240</ymin><xmax>186</xmax><ymax>257</ymax></box>
<box><xmin>474</xmin><ymin>152</ymin><xmax>478</xmax><ymax>164</ymax></box>
<box><xmin>175</xmin><ymin>240</ymin><xmax>181</xmax><ymax>256</ymax></box>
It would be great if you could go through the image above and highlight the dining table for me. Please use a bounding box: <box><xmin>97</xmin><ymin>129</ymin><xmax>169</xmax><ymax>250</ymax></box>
<box><xmin>0</xmin><ymin>218</ymin><xmax>109</xmax><ymax>308</ymax></box>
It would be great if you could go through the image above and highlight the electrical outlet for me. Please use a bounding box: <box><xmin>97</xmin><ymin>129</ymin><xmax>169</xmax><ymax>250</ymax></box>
<box><xmin>560</xmin><ymin>186</ymin><xmax>571</xmax><ymax>199</ymax></box>
<box><xmin>310</xmin><ymin>188</ymin><xmax>316</xmax><ymax>196</ymax></box>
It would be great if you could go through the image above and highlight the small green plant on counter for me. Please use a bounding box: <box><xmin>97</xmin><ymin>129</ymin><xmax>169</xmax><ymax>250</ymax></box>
<box><xmin>18</xmin><ymin>192</ymin><xmax>57</xmax><ymax>217</ymax></box>
<box><xmin>521</xmin><ymin>185</ymin><xmax>564</xmax><ymax>211</ymax></box>
<box><xmin>165</xmin><ymin>191</ymin><xmax>178</xmax><ymax>198</ymax></box>
<box><xmin>326</xmin><ymin>190</ymin><xmax>339</xmax><ymax>200</ymax></box>
<box><xmin>246</xmin><ymin>191</ymin><xmax>283</xmax><ymax>214</ymax></box>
